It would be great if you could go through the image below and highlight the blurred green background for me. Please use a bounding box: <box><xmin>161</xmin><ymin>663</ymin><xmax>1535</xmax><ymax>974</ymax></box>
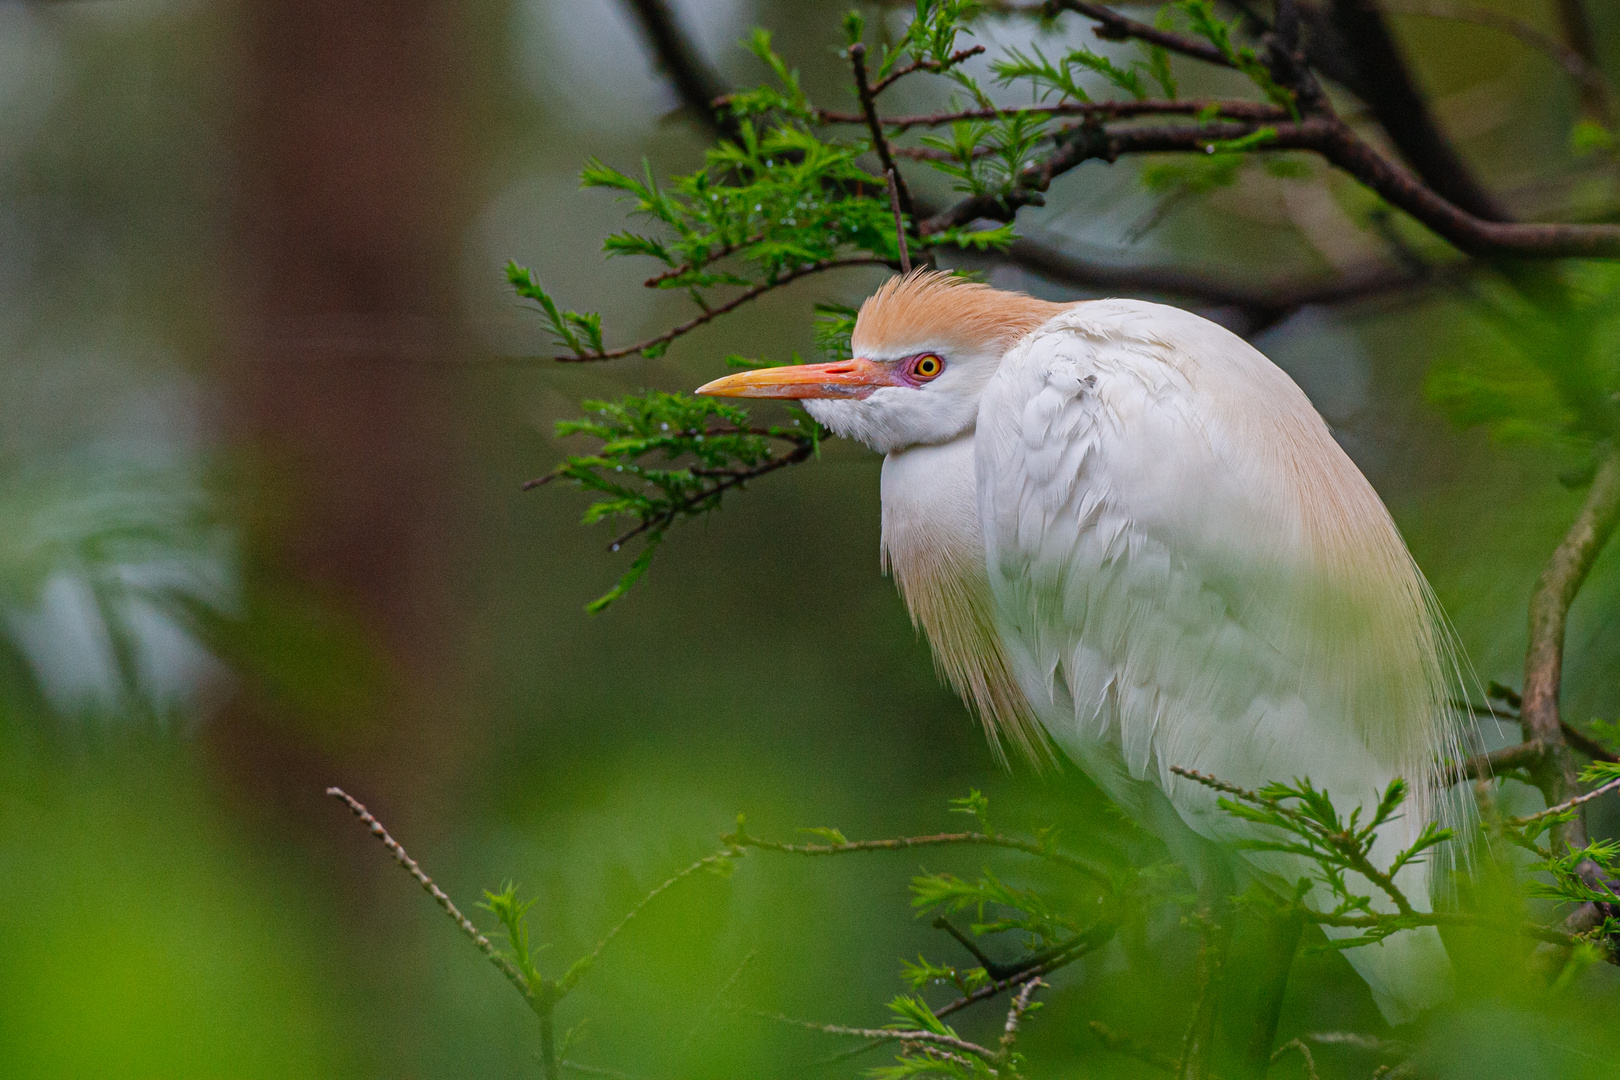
<box><xmin>2</xmin><ymin>1</ymin><xmax>1620</xmax><ymax>1077</ymax></box>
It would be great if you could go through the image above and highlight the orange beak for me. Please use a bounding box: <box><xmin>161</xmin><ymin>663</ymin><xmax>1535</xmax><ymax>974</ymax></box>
<box><xmin>695</xmin><ymin>358</ymin><xmax>902</xmax><ymax>400</ymax></box>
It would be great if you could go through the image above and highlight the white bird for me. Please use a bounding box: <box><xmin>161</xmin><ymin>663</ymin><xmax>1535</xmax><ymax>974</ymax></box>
<box><xmin>697</xmin><ymin>270</ymin><xmax>1465</xmax><ymax>1023</ymax></box>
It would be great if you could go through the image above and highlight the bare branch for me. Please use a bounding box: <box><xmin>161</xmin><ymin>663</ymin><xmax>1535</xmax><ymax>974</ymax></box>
<box><xmin>721</xmin><ymin>822</ymin><xmax>1112</xmax><ymax>884</ymax></box>
<box><xmin>1551</xmin><ymin>0</ymin><xmax>1611</xmax><ymax>124</ymax></box>
<box><xmin>870</xmin><ymin>44</ymin><xmax>987</xmax><ymax>96</ymax></box>
<box><xmin>1522</xmin><ymin>446</ymin><xmax>1620</xmax><ymax>845</ymax></box>
<box><xmin>620</xmin><ymin>0</ymin><xmax>740</xmax><ymax>142</ymax></box>
<box><xmin>1327</xmin><ymin>0</ymin><xmax>1506</xmax><ymax>220</ymax></box>
<box><xmin>1383</xmin><ymin>0</ymin><xmax>1615</xmax><ymax>124</ymax></box>
<box><xmin>1272</xmin><ymin>1038</ymin><xmax>1322</xmax><ymax>1080</ymax></box>
<box><xmin>1050</xmin><ymin>0</ymin><xmax>1233</xmax><ymax>67</ymax></box>
<box><xmin>558</xmin><ymin>847</ymin><xmax>742</xmax><ymax>994</ymax></box>
<box><xmin>814</xmin><ymin>98</ymin><xmax>1290</xmax><ymax>132</ymax></box>
<box><xmin>920</xmin><ymin>117</ymin><xmax>1620</xmax><ymax>258</ymax></box>
<box><xmin>850</xmin><ymin>44</ymin><xmax>912</xmax><ymax>220</ymax></box>
<box><xmin>548</xmin><ymin>257</ymin><xmax>894</xmax><ymax>363</ymax></box>
<box><xmin>1509</xmin><ymin>775</ymin><xmax>1620</xmax><ymax>829</ymax></box>
<box><xmin>326</xmin><ymin>787</ymin><xmax>532</xmax><ymax>996</ymax></box>
<box><xmin>887</xmin><ymin>169</ymin><xmax>912</xmax><ymax>273</ymax></box>
<box><xmin>738</xmin><ymin>1007</ymin><xmax>997</xmax><ymax>1060</ymax></box>
<box><xmin>999</xmin><ymin>978</ymin><xmax>1045</xmax><ymax>1052</ymax></box>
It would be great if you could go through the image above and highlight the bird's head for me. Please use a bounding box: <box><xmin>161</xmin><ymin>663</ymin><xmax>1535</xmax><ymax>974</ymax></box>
<box><xmin>696</xmin><ymin>271</ymin><xmax>1070</xmax><ymax>454</ymax></box>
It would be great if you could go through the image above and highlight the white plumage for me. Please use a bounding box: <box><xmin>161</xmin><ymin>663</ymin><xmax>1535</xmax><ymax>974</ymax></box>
<box><xmin>697</xmin><ymin>272</ymin><xmax>1466</xmax><ymax>1023</ymax></box>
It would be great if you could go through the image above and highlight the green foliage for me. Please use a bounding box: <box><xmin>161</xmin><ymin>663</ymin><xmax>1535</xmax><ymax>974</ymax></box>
<box><xmin>992</xmin><ymin>43</ymin><xmax>1148</xmax><ymax>102</ymax></box>
<box><xmin>1140</xmin><ymin>127</ymin><xmax>1279</xmax><ymax>196</ymax></box>
<box><xmin>538</xmin><ymin>392</ymin><xmax>818</xmax><ymax>611</ymax></box>
<box><xmin>871</xmin><ymin>0</ymin><xmax>986</xmax><ymax>82</ymax></box>
<box><xmin>509</xmin><ymin>0</ymin><xmax>1313</xmax><ymax>607</ymax></box>
<box><xmin>479</xmin><ymin>882</ymin><xmax>545</xmax><ymax>985</ymax></box>
<box><xmin>1173</xmin><ymin>0</ymin><xmax>1294</xmax><ymax>114</ymax></box>
<box><xmin>507</xmin><ymin>262</ymin><xmax>605</xmax><ymax>358</ymax></box>
<box><xmin>1426</xmin><ymin>264</ymin><xmax>1620</xmax><ymax>450</ymax></box>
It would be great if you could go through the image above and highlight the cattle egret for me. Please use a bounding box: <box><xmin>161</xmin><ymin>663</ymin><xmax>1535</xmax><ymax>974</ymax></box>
<box><xmin>696</xmin><ymin>271</ymin><xmax>1465</xmax><ymax>1022</ymax></box>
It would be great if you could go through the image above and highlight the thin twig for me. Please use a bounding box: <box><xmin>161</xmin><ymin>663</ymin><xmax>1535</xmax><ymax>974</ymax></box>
<box><xmin>869</xmin><ymin>45</ymin><xmax>986</xmax><ymax>96</ymax></box>
<box><xmin>737</xmin><ymin>1007</ymin><xmax>996</xmax><ymax>1060</ymax></box>
<box><xmin>1382</xmin><ymin>0</ymin><xmax>1615</xmax><ymax>124</ymax></box>
<box><xmin>642</xmin><ymin>234</ymin><xmax>765</xmax><ymax>288</ymax></box>
<box><xmin>1508</xmin><ymin>775</ymin><xmax>1620</xmax><ymax>828</ymax></box>
<box><xmin>549</xmin><ymin>257</ymin><xmax>894</xmax><ymax>362</ymax></box>
<box><xmin>602</xmin><ymin>438</ymin><xmax>815</xmax><ymax>550</ymax></box>
<box><xmin>326</xmin><ymin>788</ymin><xmax>532</xmax><ymax>996</ymax></box>
<box><xmin>887</xmin><ymin>169</ymin><xmax>911</xmax><ymax>273</ymax></box>
<box><xmin>722</xmin><ymin>824</ymin><xmax>1112</xmax><ymax>884</ymax></box>
<box><xmin>850</xmin><ymin>44</ymin><xmax>911</xmax><ymax>220</ymax></box>
<box><xmin>1050</xmin><ymin>0</ymin><xmax>1232</xmax><ymax>67</ymax></box>
<box><xmin>814</xmin><ymin>98</ymin><xmax>1288</xmax><ymax>132</ymax></box>
<box><xmin>999</xmin><ymin>978</ymin><xmax>1044</xmax><ymax>1052</ymax></box>
<box><xmin>558</xmin><ymin>847</ymin><xmax>742</xmax><ymax>993</ymax></box>
<box><xmin>1271</xmin><ymin>1038</ymin><xmax>1321</xmax><ymax>1080</ymax></box>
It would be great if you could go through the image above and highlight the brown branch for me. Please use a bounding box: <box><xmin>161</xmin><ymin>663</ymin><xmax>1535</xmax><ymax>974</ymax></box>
<box><xmin>1552</xmin><ymin>0</ymin><xmax>1610</xmax><ymax>124</ymax></box>
<box><xmin>919</xmin><ymin>117</ymin><xmax>1620</xmax><ymax>257</ymax></box>
<box><xmin>1327</xmin><ymin>0</ymin><xmax>1506</xmax><ymax>221</ymax></box>
<box><xmin>551</xmin><ymin>257</ymin><xmax>893</xmax><ymax>362</ymax></box>
<box><xmin>642</xmin><ymin>234</ymin><xmax>765</xmax><ymax>287</ymax></box>
<box><xmin>997</xmin><ymin>233</ymin><xmax>1433</xmax><ymax>337</ymax></box>
<box><xmin>620</xmin><ymin>0</ymin><xmax>740</xmax><ymax>143</ymax></box>
<box><xmin>1050</xmin><ymin>0</ymin><xmax>1232</xmax><ymax>67</ymax></box>
<box><xmin>326</xmin><ymin>787</ymin><xmax>532</xmax><ymax>996</ymax></box>
<box><xmin>815</xmin><ymin>98</ymin><xmax>1289</xmax><ymax>132</ymax></box>
<box><xmin>886</xmin><ymin>169</ymin><xmax>912</xmax><ymax>273</ymax></box>
<box><xmin>1522</xmin><ymin>446</ymin><xmax>1620</xmax><ymax>847</ymax></box>
<box><xmin>604</xmin><ymin>438</ymin><xmax>815</xmax><ymax>550</ymax></box>
<box><xmin>850</xmin><ymin>44</ymin><xmax>913</xmax><ymax>220</ymax></box>
<box><xmin>869</xmin><ymin>45</ymin><xmax>986</xmax><ymax>96</ymax></box>
<box><xmin>1449</xmin><ymin>741</ymin><xmax>1548</xmax><ymax>785</ymax></box>
<box><xmin>1382</xmin><ymin>0</ymin><xmax>1615</xmax><ymax>125</ymax></box>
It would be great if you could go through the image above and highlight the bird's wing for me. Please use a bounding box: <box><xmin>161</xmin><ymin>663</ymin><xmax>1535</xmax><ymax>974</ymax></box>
<box><xmin>975</xmin><ymin>301</ymin><xmax>1449</xmax><ymax>855</ymax></box>
<box><xmin>975</xmin><ymin>301</ymin><xmax>1459</xmax><ymax>1022</ymax></box>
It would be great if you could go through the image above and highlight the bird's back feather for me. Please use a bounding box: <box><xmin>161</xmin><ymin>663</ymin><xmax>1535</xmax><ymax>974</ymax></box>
<box><xmin>968</xmin><ymin>300</ymin><xmax>1464</xmax><ymax>1021</ymax></box>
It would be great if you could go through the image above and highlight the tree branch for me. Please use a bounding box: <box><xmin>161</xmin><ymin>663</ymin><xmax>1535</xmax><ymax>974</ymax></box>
<box><xmin>998</xmin><ymin>233</ymin><xmax>1432</xmax><ymax>336</ymax></box>
<box><xmin>1551</xmin><ymin>0</ymin><xmax>1611</xmax><ymax>124</ymax></box>
<box><xmin>849</xmin><ymin>43</ymin><xmax>913</xmax><ymax>221</ymax></box>
<box><xmin>1382</xmin><ymin>1</ymin><xmax>1615</xmax><ymax>125</ymax></box>
<box><xmin>1327</xmin><ymin>0</ymin><xmax>1507</xmax><ymax>220</ymax></box>
<box><xmin>326</xmin><ymin>787</ymin><xmax>533</xmax><ymax>996</ymax></box>
<box><xmin>620</xmin><ymin>0</ymin><xmax>741</xmax><ymax>143</ymax></box>
<box><xmin>919</xmin><ymin>117</ymin><xmax>1620</xmax><ymax>257</ymax></box>
<box><xmin>550</xmin><ymin>257</ymin><xmax>893</xmax><ymax>362</ymax></box>
<box><xmin>1049</xmin><ymin>0</ymin><xmax>1232</xmax><ymax>67</ymax></box>
<box><xmin>721</xmin><ymin>822</ymin><xmax>1112</xmax><ymax>884</ymax></box>
<box><xmin>1522</xmin><ymin>445</ymin><xmax>1620</xmax><ymax>846</ymax></box>
<box><xmin>869</xmin><ymin>45</ymin><xmax>987</xmax><ymax>96</ymax></box>
<box><xmin>814</xmin><ymin>98</ymin><xmax>1289</xmax><ymax>132</ymax></box>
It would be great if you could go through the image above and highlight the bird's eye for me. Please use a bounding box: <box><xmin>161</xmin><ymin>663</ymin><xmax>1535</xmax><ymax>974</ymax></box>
<box><xmin>912</xmin><ymin>353</ymin><xmax>944</xmax><ymax>380</ymax></box>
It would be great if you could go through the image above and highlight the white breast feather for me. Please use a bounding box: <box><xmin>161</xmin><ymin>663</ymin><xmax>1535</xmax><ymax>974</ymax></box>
<box><xmin>974</xmin><ymin>300</ymin><xmax>1465</xmax><ymax>1022</ymax></box>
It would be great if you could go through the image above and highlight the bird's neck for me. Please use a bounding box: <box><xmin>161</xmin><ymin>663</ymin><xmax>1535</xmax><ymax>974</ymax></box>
<box><xmin>880</xmin><ymin>432</ymin><xmax>1043</xmax><ymax>763</ymax></box>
